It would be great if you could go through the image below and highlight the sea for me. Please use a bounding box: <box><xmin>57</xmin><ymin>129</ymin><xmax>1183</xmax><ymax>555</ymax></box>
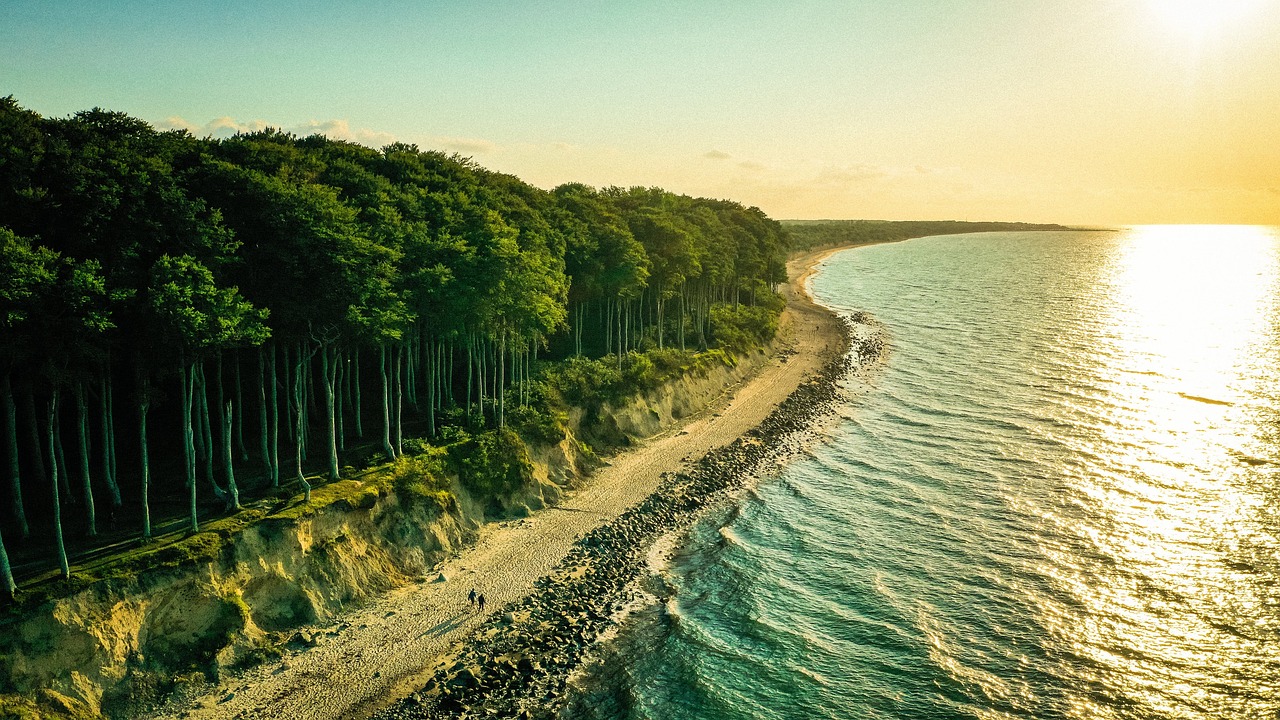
<box><xmin>562</xmin><ymin>227</ymin><xmax>1280</xmax><ymax>720</ymax></box>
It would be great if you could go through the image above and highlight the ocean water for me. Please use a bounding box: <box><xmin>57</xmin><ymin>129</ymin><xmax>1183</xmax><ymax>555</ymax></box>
<box><xmin>563</xmin><ymin>227</ymin><xmax>1280</xmax><ymax>720</ymax></box>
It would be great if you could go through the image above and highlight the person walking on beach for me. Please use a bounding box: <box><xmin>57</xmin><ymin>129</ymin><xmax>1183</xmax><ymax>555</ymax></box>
<box><xmin>477</xmin><ymin>594</ymin><xmax>486</xmax><ymax>612</ymax></box>
<box><xmin>468</xmin><ymin>587</ymin><xmax>477</xmax><ymax>607</ymax></box>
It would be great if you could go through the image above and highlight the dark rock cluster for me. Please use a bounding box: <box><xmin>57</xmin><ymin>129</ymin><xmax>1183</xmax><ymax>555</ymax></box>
<box><xmin>375</xmin><ymin>317</ymin><xmax>878</xmax><ymax>720</ymax></box>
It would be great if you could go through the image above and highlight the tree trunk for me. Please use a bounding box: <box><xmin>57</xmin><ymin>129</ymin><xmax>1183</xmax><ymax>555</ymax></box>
<box><xmin>181</xmin><ymin>363</ymin><xmax>198</xmax><ymax>533</ymax></box>
<box><xmin>379</xmin><ymin>344</ymin><xmax>394</xmax><ymax>460</ymax></box>
<box><xmin>215</xmin><ymin>353</ymin><xmax>228</xmax><ymax>479</ymax></box>
<box><xmin>447</xmin><ymin>340</ymin><xmax>455</xmax><ymax>406</ymax></box>
<box><xmin>258</xmin><ymin>347</ymin><xmax>270</xmax><ymax>481</ymax></box>
<box><xmin>2</xmin><ymin>372</ymin><xmax>28</xmax><ymax>540</ymax></box>
<box><xmin>353</xmin><ymin>347</ymin><xmax>363</xmax><ymax>438</ymax></box>
<box><xmin>283</xmin><ymin>345</ymin><xmax>294</xmax><ymax>444</ymax></box>
<box><xmin>99</xmin><ymin>376</ymin><xmax>121</xmax><ymax>512</ymax></box>
<box><xmin>138</xmin><ymin>373</ymin><xmax>151</xmax><ymax>540</ymax></box>
<box><xmin>335</xmin><ymin>348</ymin><xmax>345</xmax><ymax>453</ymax></box>
<box><xmin>466</xmin><ymin>338</ymin><xmax>474</xmax><ymax>416</ymax></box>
<box><xmin>74</xmin><ymin>382</ymin><xmax>96</xmax><ymax>537</ymax></box>
<box><xmin>322</xmin><ymin>346</ymin><xmax>339</xmax><ymax>482</ymax></box>
<box><xmin>406</xmin><ymin>329</ymin><xmax>417</xmax><ymax>408</ymax></box>
<box><xmin>234</xmin><ymin>351</ymin><xmax>248</xmax><ymax>461</ymax></box>
<box><xmin>394</xmin><ymin>344</ymin><xmax>403</xmax><ymax>457</ymax></box>
<box><xmin>657</xmin><ymin>296</ymin><xmax>665</xmax><ymax>349</ymax></box>
<box><xmin>299</xmin><ymin>343</ymin><xmax>308</xmax><ymax>461</ymax></box>
<box><xmin>479</xmin><ymin>337</ymin><xmax>487</xmax><ymax>422</ymax></box>
<box><xmin>47</xmin><ymin>389</ymin><xmax>70</xmax><ymax>580</ymax></box>
<box><xmin>305</xmin><ymin>346</ymin><xmax>319</xmax><ymax>419</ymax></box>
<box><xmin>294</xmin><ymin>351</ymin><xmax>311</xmax><ymax>503</ymax></box>
<box><xmin>269</xmin><ymin>344</ymin><xmax>280</xmax><ymax>487</ymax></box>
<box><xmin>426</xmin><ymin>338</ymin><xmax>435</xmax><ymax>437</ymax></box>
<box><xmin>499</xmin><ymin>332</ymin><xmax>506</xmax><ymax>428</ymax></box>
<box><xmin>53</xmin><ymin>399</ymin><xmax>71</xmax><ymax>505</ymax></box>
<box><xmin>222</xmin><ymin>400</ymin><xmax>239</xmax><ymax>509</ymax></box>
<box><xmin>197</xmin><ymin>362</ymin><xmax>227</xmax><ymax>505</ymax></box>
<box><xmin>106</xmin><ymin>375</ymin><xmax>118</xmax><ymax>503</ymax></box>
<box><xmin>680</xmin><ymin>284</ymin><xmax>687</xmax><ymax>351</ymax></box>
<box><xmin>0</xmin><ymin>519</ymin><xmax>14</xmax><ymax>599</ymax></box>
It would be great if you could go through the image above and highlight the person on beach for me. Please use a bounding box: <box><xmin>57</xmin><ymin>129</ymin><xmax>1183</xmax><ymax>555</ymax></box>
<box><xmin>468</xmin><ymin>587</ymin><xmax>477</xmax><ymax>607</ymax></box>
<box><xmin>477</xmin><ymin>594</ymin><xmax>486</xmax><ymax>612</ymax></box>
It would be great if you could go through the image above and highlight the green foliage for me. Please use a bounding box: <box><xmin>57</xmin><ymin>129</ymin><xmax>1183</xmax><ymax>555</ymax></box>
<box><xmin>0</xmin><ymin>97</ymin><xmax>797</xmax><ymax>603</ymax></box>
<box><xmin>507</xmin><ymin>401</ymin><xmax>568</xmax><ymax>446</ymax></box>
<box><xmin>709</xmin><ymin>301</ymin><xmax>782</xmax><ymax>353</ymax></box>
<box><xmin>443</xmin><ymin>428</ymin><xmax>534</xmax><ymax>500</ymax></box>
<box><xmin>0</xmin><ymin>228</ymin><xmax>57</xmax><ymax>332</ymax></box>
<box><xmin>148</xmin><ymin>254</ymin><xmax>269</xmax><ymax>352</ymax></box>
<box><xmin>389</xmin><ymin>449</ymin><xmax>456</xmax><ymax>514</ymax></box>
<box><xmin>530</xmin><ymin>344</ymin><xmax>736</xmax><ymax>414</ymax></box>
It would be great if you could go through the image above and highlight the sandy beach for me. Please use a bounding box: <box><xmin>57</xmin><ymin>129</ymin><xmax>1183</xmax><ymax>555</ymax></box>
<box><xmin>152</xmin><ymin>246</ymin><xmax>855</xmax><ymax>720</ymax></box>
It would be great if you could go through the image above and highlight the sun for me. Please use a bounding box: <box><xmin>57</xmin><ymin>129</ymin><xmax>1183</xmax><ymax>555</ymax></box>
<box><xmin>1148</xmin><ymin>0</ymin><xmax>1264</xmax><ymax>38</ymax></box>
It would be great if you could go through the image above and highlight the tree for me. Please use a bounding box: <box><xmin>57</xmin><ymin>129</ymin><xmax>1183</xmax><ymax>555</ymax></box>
<box><xmin>0</xmin><ymin>228</ymin><xmax>57</xmax><ymax>539</ymax></box>
<box><xmin>148</xmin><ymin>254</ymin><xmax>267</xmax><ymax>531</ymax></box>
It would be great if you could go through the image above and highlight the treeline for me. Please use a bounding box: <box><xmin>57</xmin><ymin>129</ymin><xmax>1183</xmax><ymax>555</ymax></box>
<box><xmin>0</xmin><ymin>98</ymin><xmax>788</xmax><ymax>596</ymax></box>
<box><xmin>782</xmin><ymin>219</ymin><xmax>1074</xmax><ymax>252</ymax></box>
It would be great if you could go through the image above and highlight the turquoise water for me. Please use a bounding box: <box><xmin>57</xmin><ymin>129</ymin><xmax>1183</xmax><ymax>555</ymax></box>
<box><xmin>565</xmin><ymin>228</ymin><xmax>1280</xmax><ymax>719</ymax></box>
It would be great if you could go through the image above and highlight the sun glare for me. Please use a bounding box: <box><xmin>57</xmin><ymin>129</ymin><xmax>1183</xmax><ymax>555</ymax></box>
<box><xmin>1147</xmin><ymin>0</ymin><xmax>1264</xmax><ymax>39</ymax></box>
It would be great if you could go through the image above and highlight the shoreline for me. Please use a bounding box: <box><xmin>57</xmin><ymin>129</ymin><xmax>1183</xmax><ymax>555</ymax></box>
<box><xmin>374</xmin><ymin>247</ymin><xmax>887</xmax><ymax>719</ymax></box>
<box><xmin>154</xmin><ymin>244</ymin><xmax>869</xmax><ymax>720</ymax></box>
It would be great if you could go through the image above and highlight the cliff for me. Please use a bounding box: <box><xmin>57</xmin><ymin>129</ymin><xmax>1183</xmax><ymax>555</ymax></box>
<box><xmin>0</xmin><ymin>348</ymin><xmax>770</xmax><ymax>720</ymax></box>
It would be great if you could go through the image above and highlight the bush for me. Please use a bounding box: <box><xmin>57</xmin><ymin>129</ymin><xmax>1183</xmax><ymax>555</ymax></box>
<box><xmin>445</xmin><ymin>428</ymin><xmax>535</xmax><ymax>500</ymax></box>
<box><xmin>709</xmin><ymin>301</ymin><xmax>780</xmax><ymax>353</ymax></box>
<box><xmin>508</xmin><ymin>400</ymin><xmax>567</xmax><ymax>445</ymax></box>
<box><xmin>390</xmin><ymin>449</ymin><xmax>456</xmax><ymax>514</ymax></box>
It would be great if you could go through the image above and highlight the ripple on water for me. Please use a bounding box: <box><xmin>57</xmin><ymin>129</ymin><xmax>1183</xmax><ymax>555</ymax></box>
<box><xmin>569</xmin><ymin>229</ymin><xmax>1280</xmax><ymax>720</ymax></box>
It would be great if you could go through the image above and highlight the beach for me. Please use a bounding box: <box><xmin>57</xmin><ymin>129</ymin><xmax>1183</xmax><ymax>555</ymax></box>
<box><xmin>154</xmin><ymin>246</ymin><xmax>859</xmax><ymax>720</ymax></box>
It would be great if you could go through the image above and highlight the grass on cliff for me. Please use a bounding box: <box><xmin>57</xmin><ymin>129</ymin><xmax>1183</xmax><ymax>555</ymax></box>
<box><xmin>0</xmin><ymin>293</ymin><xmax>784</xmax><ymax>617</ymax></box>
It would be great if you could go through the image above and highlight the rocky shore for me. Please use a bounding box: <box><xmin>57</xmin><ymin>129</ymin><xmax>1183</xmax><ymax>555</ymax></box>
<box><xmin>376</xmin><ymin>312</ymin><xmax>884</xmax><ymax>720</ymax></box>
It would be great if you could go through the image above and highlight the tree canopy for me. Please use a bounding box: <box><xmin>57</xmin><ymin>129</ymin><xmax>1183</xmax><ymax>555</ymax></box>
<box><xmin>0</xmin><ymin>98</ymin><xmax>791</xmax><ymax>593</ymax></box>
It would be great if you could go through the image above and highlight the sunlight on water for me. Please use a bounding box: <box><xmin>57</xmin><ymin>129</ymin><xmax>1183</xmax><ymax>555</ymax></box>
<box><xmin>566</xmin><ymin>227</ymin><xmax>1280</xmax><ymax>720</ymax></box>
<box><xmin>1056</xmin><ymin>225</ymin><xmax>1280</xmax><ymax>719</ymax></box>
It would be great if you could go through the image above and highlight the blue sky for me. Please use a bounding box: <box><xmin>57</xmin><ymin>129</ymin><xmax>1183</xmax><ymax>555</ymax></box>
<box><xmin>3</xmin><ymin>0</ymin><xmax>1279</xmax><ymax>223</ymax></box>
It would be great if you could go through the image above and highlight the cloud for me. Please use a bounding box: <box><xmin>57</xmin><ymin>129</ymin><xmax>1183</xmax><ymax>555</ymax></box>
<box><xmin>158</xmin><ymin>115</ymin><xmax>397</xmax><ymax>148</ymax></box>
<box><xmin>737</xmin><ymin>160</ymin><xmax>765</xmax><ymax>171</ymax></box>
<box><xmin>158</xmin><ymin>115</ymin><xmax>269</xmax><ymax>138</ymax></box>
<box><xmin>292</xmin><ymin>119</ymin><xmax>397</xmax><ymax>147</ymax></box>
<box><xmin>703</xmin><ymin>150</ymin><xmax>732</xmax><ymax>160</ymax></box>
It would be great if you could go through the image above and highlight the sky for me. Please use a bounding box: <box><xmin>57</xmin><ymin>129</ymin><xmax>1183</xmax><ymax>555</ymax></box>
<box><xmin>2</xmin><ymin>0</ymin><xmax>1279</xmax><ymax>225</ymax></box>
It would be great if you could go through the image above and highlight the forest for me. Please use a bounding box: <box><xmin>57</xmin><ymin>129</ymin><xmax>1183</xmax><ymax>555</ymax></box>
<box><xmin>782</xmin><ymin>218</ymin><xmax>1074</xmax><ymax>251</ymax></box>
<box><xmin>0</xmin><ymin>97</ymin><xmax>788</xmax><ymax>600</ymax></box>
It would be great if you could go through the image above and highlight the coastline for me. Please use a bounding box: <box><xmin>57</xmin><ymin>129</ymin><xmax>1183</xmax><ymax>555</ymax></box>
<box><xmin>373</xmin><ymin>245</ymin><xmax>888</xmax><ymax>719</ymax></box>
<box><xmin>153</xmin><ymin>244</ymin><xmax>870</xmax><ymax>720</ymax></box>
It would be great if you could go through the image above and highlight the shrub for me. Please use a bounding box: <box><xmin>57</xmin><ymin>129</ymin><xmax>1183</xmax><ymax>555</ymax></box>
<box><xmin>508</xmin><ymin>401</ymin><xmax>567</xmax><ymax>445</ymax></box>
<box><xmin>709</xmin><ymin>301</ymin><xmax>780</xmax><ymax>353</ymax></box>
<box><xmin>390</xmin><ymin>449</ymin><xmax>456</xmax><ymax>514</ymax></box>
<box><xmin>445</xmin><ymin>428</ymin><xmax>535</xmax><ymax>500</ymax></box>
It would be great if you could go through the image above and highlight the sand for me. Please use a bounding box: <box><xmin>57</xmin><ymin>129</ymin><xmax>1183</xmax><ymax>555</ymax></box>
<box><xmin>152</xmin><ymin>246</ymin><xmax>852</xmax><ymax>720</ymax></box>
